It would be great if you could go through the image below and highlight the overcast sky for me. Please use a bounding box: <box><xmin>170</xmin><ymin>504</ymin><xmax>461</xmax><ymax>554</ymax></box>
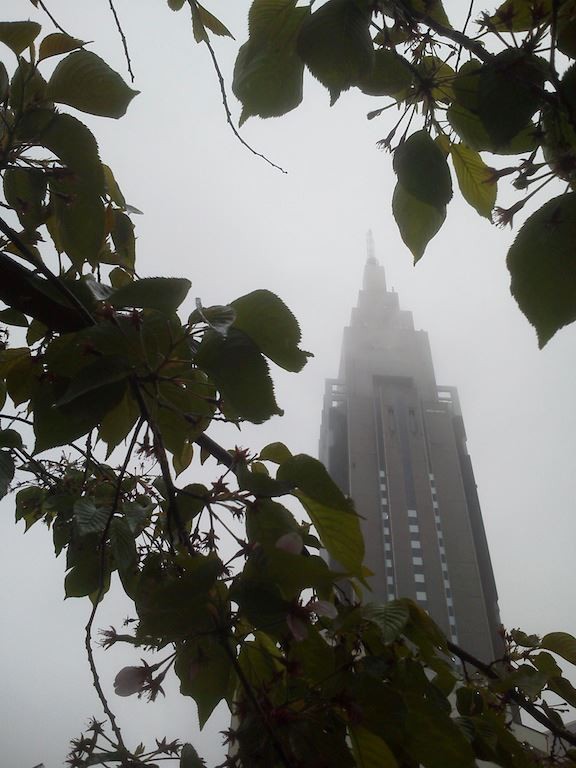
<box><xmin>1</xmin><ymin>1</ymin><xmax>575</xmax><ymax>766</ymax></box>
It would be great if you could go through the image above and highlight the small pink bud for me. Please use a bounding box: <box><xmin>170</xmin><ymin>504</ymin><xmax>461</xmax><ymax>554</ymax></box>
<box><xmin>275</xmin><ymin>532</ymin><xmax>303</xmax><ymax>555</ymax></box>
<box><xmin>113</xmin><ymin>666</ymin><xmax>149</xmax><ymax>697</ymax></box>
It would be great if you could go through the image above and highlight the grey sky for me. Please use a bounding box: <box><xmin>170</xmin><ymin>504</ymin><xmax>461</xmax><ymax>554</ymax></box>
<box><xmin>1</xmin><ymin>1</ymin><xmax>575</xmax><ymax>766</ymax></box>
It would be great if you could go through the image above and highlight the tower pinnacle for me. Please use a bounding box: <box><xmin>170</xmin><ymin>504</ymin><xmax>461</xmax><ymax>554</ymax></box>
<box><xmin>363</xmin><ymin>231</ymin><xmax>387</xmax><ymax>293</ymax></box>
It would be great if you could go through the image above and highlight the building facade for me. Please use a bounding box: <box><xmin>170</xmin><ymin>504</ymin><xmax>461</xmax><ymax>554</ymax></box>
<box><xmin>319</xmin><ymin>245</ymin><xmax>503</xmax><ymax>662</ymax></box>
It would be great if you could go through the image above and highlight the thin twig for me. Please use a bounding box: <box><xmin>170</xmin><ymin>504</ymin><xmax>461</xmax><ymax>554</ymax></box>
<box><xmin>456</xmin><ymin>0</ymin><xmax>475</xmax><ymax>68</ymax></box>
<box><xmin>107</xmin><ymin>0</ymin><xmax>135</xmax><ymax>82</ymax></box>
<box><xmin>187</xmin><ymin>1</ymin><xmax>287</xmax><ymax>174</ymax></box>
<box><xmin>34</xmin><ymin>0</ymin><xmax>69</xmax><ymax>34</ymax></box>
<box><xmin>84</xmin><ymin>420</ymin><xmax>144</xmax><ymax>764</ymax></box>
<box><xmin>408</xmin><ymin>5</ymin><xmax>491</xmax><ymax>63</ymax></box>
<box><xmin>447</xmin><ymin>641</ymin><xmax>576</xmax><ymax>748</ymax></box>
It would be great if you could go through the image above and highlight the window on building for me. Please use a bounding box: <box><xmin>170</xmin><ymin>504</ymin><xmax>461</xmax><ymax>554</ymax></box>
<box><xmin>384</xmin><ymin>543</ymin><xmax>392</xmax><ymax>552</ymax></box>
<box><xmin>414</xmin><ymin>574</ymin><xmax>425</xmax><ymax>583</ymax></box>
<box><xmin>448</xmin><ymin>606</ymin><xmax>455</xmax><ymax>616</ymax></box>
<box><xmin>383</xmin><ymin>526</ymin><xmax>390</xmax><ymax>535</ymax></box>
<box><xmin>445</xmin><ymin>588</ymin><xmax>452</xmax><ymax>598</ymax></box>
<box><xmin>429</xmin><ymin>473</ymin><xmax>435</xmax><ymax>481</ymax></box>
<box><xmin>416</xmin><ymin>591</ymin><xmax>427</xmax><ymax>602</ymax></box>
<box><xmin>385</xmin><ymin>558</ymin><xmax>393</xmax><ymax>567</ymax></box>
<box><xmin>449</xmin><ymin>616</ymin><xmax>457</xmax><ymax>627</ymax></box>
<box><xmin>387</xmin><ymin>593</ymin><xmax>395</xmax><ymax>601</ymax></box>
<box><xmin>387</xmin><ymin>576</ymin><xmax>394</xmax><ymax>585</ymax></box>
<box><xmin>407</xmin><ymin>509</ymin><xmax>418</xmax><ymax>518</ymax></box>
<box><xmin>379</xmin><ymin>469</ymin><xmax>386</xmax><ymax>478</ymax></box>
<box><xmin>439</xmin><ymin>545</ymin><xmax>446</xmax><ymax>556</ymax></box>
<box><xmin>410</xmin><ymin>540</ymin><xmax>421</xmax><ymax>549</ymax></box>
<box><xmin>432</xmin><ymin>500</ymin><xmax>439</xmax><ymax>509</ymax></box>
<box><xmin>381</xmin><ymin>498</ymin><xmax>388</xmax><ymax>506</ymax></box>
<box><xmin>380</xmin><ymin>483</ymin><xmax>387</xmax><ymax>492</ymax></box>
<box><xmin>412</xmin><ymin>557</ymin><xmax>423</xmax><ymax>566</ymax></box>
<box><xmin>409</xmin><ymin>524</ymin><xmax>419</xmax><ymax>534</ymax></box>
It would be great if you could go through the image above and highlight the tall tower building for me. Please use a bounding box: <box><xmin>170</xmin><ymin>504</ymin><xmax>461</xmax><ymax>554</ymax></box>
<box><xmin>319</xmin><ymin>240</ymin><xmax>503</xmax><ymax>662</ymax></box>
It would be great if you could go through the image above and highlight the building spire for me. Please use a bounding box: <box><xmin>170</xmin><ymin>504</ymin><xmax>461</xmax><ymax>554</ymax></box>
<box><xmin>363</xmin><ymin>230</ymin><xmax>387</xmax><ymax>293</ymax></box>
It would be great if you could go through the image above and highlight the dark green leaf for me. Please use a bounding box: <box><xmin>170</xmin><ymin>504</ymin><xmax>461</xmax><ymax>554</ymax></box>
<box><xmin>0</xmin><ymin>428</ymin><xmax>23</xmax><ymax>450</ymax></box>
<box><xmin>0</xmin><ymin>21</ymin><xmax>41</xmax><ymax>55</ymax></box>
<box><xmin>180</xmin><ymin>743</ymin><xmax>205</xmax><ymax>768</ymax></box>
<box><xmin>0</xmin><ymin>308</ymin><xmax>29</xmax><ymax>327</ymax></box>
<box><xmin>0</xmin><ymin>62</ymin><xmax>8</xmax><ymax>101</ymax></box>
<box><xmin>188</xmin><ymin>302</ymin><xmax>236</xmax><ymax>336</ymax></box>
<box><xmin>407</xmin><ymin>0</ymin><xmax>452</xmax><ymax>26</ymax></box>
<box><xmin>3</xmin><ymin>168</ymin><xmax>47</xmax><ymax>232</ymax></box>
<box><xmin>237</xmin><ymin>462</ymin><xmax>292</xmax><ymax>497</ymax></box>
<box><xmin>359</xmin><ymin>49</ymin><xmax>412</xmax><ymax>97</ymax></box>
<box><xmin>197</xmin><ymin>4</ymin><xmax>234</xmax><ymax>38</ymax></box>
<box><xmin>392</xmin><ymin>181</ymin><xmax>446</xmax><ymax>262</ymax></box>
<box><xmin>0</xmin><ymin>450</ymin><xmax>15</xmax><ymax>499</ymax></box>
<box><xmin>393</xmin><ymin>130</ymin><xmax>452</xmax><ymax>209</ymax></box>
<box><xmin>74</xmin><ymin>498</ymin><xmax>110</xmax><ymax>536</ymax></box>
<box><xmin>111</xmin><ymin>210</ymin><xmax>136</xmax><ymax>270</ymax></box>
<box><xmin>65</xmin><ymin>548</ymin><xmax>111</xmax><ymax>602</ymax></box>
<box><xmin>39</xmin><ymin>32</ymin><xmax>85</xmax><ymax>61</ymax></box>
<box><xmin>350</xmin><ymin>726</ymin><xmax>397</xmax><ymax>768</ymax></box>
<box><xmin>47</xmin><ymin>50</ymin><xmax>139</xmax><ymax>118</ymax></box>
<box><xmin>56</xmin><ymin>356</ymin><xmax>132</xmax><ymax>406</ymax></box>
<box><xmin>175</xmin><ymin>636</ymin><xmax>233</xmax><ymax>727</ymax></box>
<box><xmin>488</xmin><ymin>0</ymin><xmax>552</xmax><ymax>32</ymax></box>
<box><xmin>109</xmin><ymin>277</ymin><xmax>191</xmax><ymax>314</ymax></box>
<box><xmin>548</xmin><ymin>675</ymin><xmax>576</xmax><ymax>707</ymax></box>
<box><xmin>195</xmin><ymin>328</ymin><xmax>282</xmax><ymax>423</ymax></box>
<box><xmin>541</xmin><ymin>631</ymin><xmax>576</xmax><ymax>665</ymax></box>
<box><xmin>258</xmin><ymin>441</ymin><xmax>292</xmax><ymax>464</ymax></box>
<box><xmin>297</xmin><ymin>0</ymin><xmax>373</xmax><ymax>104</ymax></box>
<box><xmin>277</xmin><ymin>453</ymin><xmax>349</xmax><ymax>510</ymax></box>
<box><xmin>110</xmin><ymin>516</ymin><xmax>138</xmax><ymax>597</ymax></box>
<box><xmin>507</xmin><ymin>193</ymin><xmax>576</xmax><ymax>347</ymax></box>
<box><xmin>477</xmin><ymin>50</ymin><xmax>545</xmax><ymax>146</ymax></box>
<box><xmin>231</xmin><ymin>289</ymin><xmax>310</xmax><ymax>371</ymax></box>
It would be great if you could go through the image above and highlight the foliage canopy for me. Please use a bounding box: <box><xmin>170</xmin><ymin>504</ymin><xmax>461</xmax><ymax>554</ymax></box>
<box><xmin>0</xmin><ymin>1</ymin><xmax>576</xmax><ymax>767</ymax></box>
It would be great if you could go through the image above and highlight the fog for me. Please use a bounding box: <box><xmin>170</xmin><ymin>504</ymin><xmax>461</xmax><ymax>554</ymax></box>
<box><xmin>1</xmin><ymin>1</ymin><xmax>575</xmax><ymax>766</ymax></box>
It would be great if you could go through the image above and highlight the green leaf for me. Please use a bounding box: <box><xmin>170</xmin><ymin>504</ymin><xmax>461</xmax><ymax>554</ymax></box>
<box><xmin>0</xmin><ymin>308</ymin><xmax>29</xmax><ymax>327</ymax></box>
<box><xmin>392</xmin><ymin>181</ymin><xmax>446</xmax><ymax>263</ymax></box>
<box><xmin>359</xmin><ymin>49</ymin><xmax>412</xmax><ymax>98</ymax></box>
<box><xmin>297</xmin><ymin>0</ymin><xmax>374</xmax><ymax>104</ymax></box>
<box><xmin>507</xmin><ymin>193</ymin><xmax>576</xmax><ymax>347</ymax></box>
<box><xmin>476</xmin><ymin>50</ymin><xmax>545</xmax><ymax>146</ymax></box>
<box><xmin>296</xmin><ymin>492</ymin><xmax>364</xmax><ymax>577</ymax></box>
<box><xmin>168</xmin><ymin>0</ymin><xmax>187</xmax><ymax>8</ymax></box>
<box><xmin>56</xmin><ymin>356</ymin><xmax>132</xmax><ymax>406</ymax></box>
<box><xmin>195</xmin><ymin>328</ymin><xmax>282</xmax><ymax>423</ymax></box>
<box><xmin>3</xmin><ymin>168</ymin><xmax>47</xmax><ymax>232</ymax></box>
<box><xmin>450</xmin><ymin>143</ymin><xmax>496</xmax><ymax>219</ymax></box>
<box><xmin>110</xmin><ymin>516</ymin><xmax>138</xmax><ymax>596</ymax></box>
<box><xmin>111</xmin><ymin>210</ymin><xmax>136</xmax><ymax>270</ymax></box>
<box><xmin>541</xmin><ymin>631</ymin><xmax>576</xmax><ymax>665</ymax></box>
<box><xmin>0</xmin><ymin>21</ymin><xmax>41</xmax><ymax>55</ymax></box>
<box><xmin>277</xmin><ymin>454</ymin><xmax>348</xmax><ymax>510</ymax></box>
<box><xmin>259</xmin><ymin>441</ymin><xmax>292</xmax><ymax>464</ymax></box>
<box><xmin>233</xmin><ymin>0</ymin><xmax>307</xmax><ymax>122</ymax></box>
<box><xmin>175</xmin><ymin>636</ymin><xmax>233</xmax><ymax>728</ymax></box>
<box><xmin>0</xmin><ymin>450</ymin><xmax>15</xmax><ymax>499</ymax></box>
<box><xmin>74</xmin><ymin>498</ymin><xmax>110</xmax><ymax>536</ymax></box>
<box><xmin>39</xmin><ymin>32</ymin><xmax>85</xmax><ymax>61</ymax></box>
<box><xmin>109</xmin><ymin>277</ymin><xmax>191</xmax><ymax>314</ymax></box>
<box><xmin>65</xmin><ymin>548</ymin><xmax>111</xmax><ymax>602</ymax></box>
<box><xmin>0</xmin><ymin>428</ymin><xmax>24</xmax><ymax>450</ymax></box>
<box><xmin>47</xmin><ymin>50</ymin><xmax>139</xmax><ymax>118</ymax></box>
<box><xmin>350</xmin><ymin>726</ymin><xmax>397</xmax><ymax>768</ymax></box>
<box><xmin>0</xmin><ymin>61</ymin><xmax>9</xmax><ymax>101</ymax></box>
<box><xmin>231</xmin><ymin>289</ymin><xmax>310</xmax><ymax>371</ymax></box>
<box><xmin>548</xmin><ymin>675</ymin><xmax>576</xmax><ymax>707</ymax></box>
<box><xmin>405</xmin><ymin>705</ymin><xmax>475</xmax><ymax>768</ymax></box>
<box><xmin>407</xmin><ymin>0</ymin><xmax>452</xmax><ymax>27</ymax></box>
<box><xmin>393</xmin><ymin>130</ymin><xmax>452</xmax><ymax>210</ymax></box>
<box><xmin>362</xmin><ymin>601</ymin><xmax>410</xmax><ymax>643</ymax></box>
<box><xmin>197</xmin><ymin>4</ymin><xmax>234</xmax><ymax>38</ymax></box>
<box><xmin>180</xmin><ymin>743</ymin><xmax>205</xmax><ymax>768</ymax></box>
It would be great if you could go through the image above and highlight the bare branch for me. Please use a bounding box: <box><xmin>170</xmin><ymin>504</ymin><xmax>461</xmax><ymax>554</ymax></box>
<box><xmin>107</xmin><ymin>0</ymin><xmax>136</xmax><ymax>82</ymax></box>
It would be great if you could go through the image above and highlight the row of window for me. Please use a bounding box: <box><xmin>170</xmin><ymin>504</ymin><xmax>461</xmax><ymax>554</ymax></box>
<box><xmin>429</xmin><ymin>475</ymin><xmax>458</xmax><ymax>643</ymax></box>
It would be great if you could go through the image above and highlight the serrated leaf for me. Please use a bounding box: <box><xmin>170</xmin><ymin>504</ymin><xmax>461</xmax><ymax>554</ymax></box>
<box><xmin>350</xmin><ymin>726</ymin><xmax>397</xmax><ymax>768</ymax></box>
<box><xmin>488</xmin><ymin>0</ymin><xmax>552</xmax><ymax>32</ymax></box>
<box><xmin>39</xmin><ymin>32</ymin><xmax>85</xmax><ymax>61</ymax></box>
<box><xmin>109</xmin><ymin>277</ymin><xmax>191</xmax><ymax>314</ymax></box>
<box><xmin>392</xmin><ymin>181</ymin><xmax>446</xmax><ymax>262</ymax></box>
<box><xmin>541</xmin><ymin>632</ymin><xmax>576</xmax><ymax>665</ymax></box>
<box><xmin>195</xmin><ymin>328</ymin><xmax>282</xmax><ymax>423</ymax></box>
<box><xmin>450</xmin><ymin>143</ymin><xmax>496</xmax><ymax>219</ymax></box>
<box><xmin>231</xmin><ymin>289</ymin><xmax>310</xmax><ymax>371</ymax></box>
<box><xmin>0</xmin><ymin>21</ymin><xmax>41</xmax><ymax>55</ymax></box>
<box><xmin>233</xmin><ymin>1</ymin><xmax>307</xmax><ymax>121</ymax></box>
<box><xmin>0</xmin><ymin>450</ymin><xmax>15</xmax><ymax>499</ymax></box>
<box><xmin>74</xmin><ymin>498</ymin><xmax>110</xmax><ymax>536</ymax></box>
<box><xmin>297</xmin><ymin>0</ymin><xmax>373</xmax><ymax>104</ymax></box>
<box><xmin>393</xmin><ymin>130</ymin><xmax>452</xmax><ymax>210</ymax></box>
<box><xmin>507</xmin><ymin>193</ymin><xmax>576</xmax><ymax>347</ymax></box>
<box><xmin>175</xmin><ymin>635</ymin><xmax>233</xmax><ymax>727</ymax></box>
<box><xmin>47</xmin><ymin>50</ymin><xmax>139</xmax><ymax>118</ymax></box>
<box><xmin>3</xmin><ymin>168</ymin><xmax>47</xmax><ymax>232</ymax></box>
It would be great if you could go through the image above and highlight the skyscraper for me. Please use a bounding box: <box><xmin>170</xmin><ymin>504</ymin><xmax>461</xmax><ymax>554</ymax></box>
<box><xmin>319</xmin><ymin>238</ymin><xmax>503</xmax><ymax>662</ymax></box>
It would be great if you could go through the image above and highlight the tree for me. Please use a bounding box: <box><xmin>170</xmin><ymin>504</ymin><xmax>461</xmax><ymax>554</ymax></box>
<box><xmin>0</xmin><ymin>2</ymin><xmax>575</xmax><ymax>767</ymax></box>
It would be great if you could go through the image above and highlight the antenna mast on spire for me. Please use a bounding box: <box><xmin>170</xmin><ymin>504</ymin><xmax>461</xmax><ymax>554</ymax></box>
<box><xmin>366</xmin><ymin>230</ymin><xmax>376</xmax><ymax>264</ymax></box>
